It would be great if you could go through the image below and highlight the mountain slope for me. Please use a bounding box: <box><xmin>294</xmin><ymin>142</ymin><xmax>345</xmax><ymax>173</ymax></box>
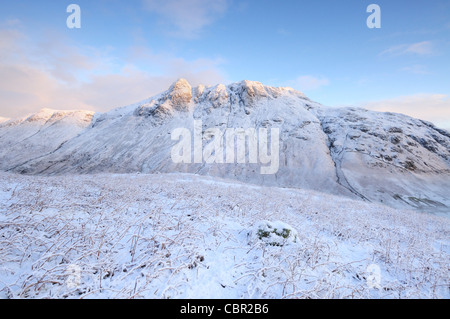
<box><xmin>315</xmin><ymin>107</ymin><xmax>450</xmax><ymax>213</ymax></box>
<box><xmin>1</xmin><ymin>79</ymin><xmax>449</xmax><ymax>214</ymax></box>
<box><xmin>0</xmin><ymin>109</ymin><xmax>94</xmax><ymax>171</ymax></box>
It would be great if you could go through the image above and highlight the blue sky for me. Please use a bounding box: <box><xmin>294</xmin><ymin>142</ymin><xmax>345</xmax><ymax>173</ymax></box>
<box><xmin>0</xmin><ymin>0</ymin><xmax>449</xmax><ymax>129</ymax></box>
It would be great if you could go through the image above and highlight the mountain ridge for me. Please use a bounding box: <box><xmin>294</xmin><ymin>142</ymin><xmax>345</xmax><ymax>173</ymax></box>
<box><xmin>1</xmin><ymin>79</ymin><xmax>449</xmax><ymax>215</ymax></box>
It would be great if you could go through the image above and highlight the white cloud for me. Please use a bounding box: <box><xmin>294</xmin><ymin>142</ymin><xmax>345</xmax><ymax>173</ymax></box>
<box><xmin>288</xmin><ymin>75</ymin><xmax>330</xmax><ymax>92</ymax></box>
<box><xmin>363</xmin><ymin>94</ymin><xmax>450</xmax><ymax>131</ymax></box>
<box><xmin>405</xmin><ymin>41</ymin><xmax>434</xmax><ymax>55</ymax></box>
<box><xmin>0</xmin><ymin>25</ymin><xmax>227</xmax><ymax>118</ymax></box>
<box><xmin>381</xmin><ymin>41</ymin><xmax>434</xmax><ymax>56</ymax></box>
<box><xmin>142</xmin><ymin>0</ymin><xmax>228</xmax><ymax>38</ymax></box>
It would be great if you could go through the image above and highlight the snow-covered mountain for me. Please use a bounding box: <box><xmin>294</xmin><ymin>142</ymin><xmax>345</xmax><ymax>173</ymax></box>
<box><xmin>1</xmin><ymin>79</ymin><xmax>449</xmax><ymax>214</ymax></box>
<box><xmin>0</xmin><ymin>109</ymin><xmax>94</xmax><ymax>172</ymax></box>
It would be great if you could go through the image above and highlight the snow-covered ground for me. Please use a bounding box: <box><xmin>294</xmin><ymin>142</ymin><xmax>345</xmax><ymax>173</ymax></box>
<box><xmin>0</xmin><ymin>172</ymin><xmax>448</xmax><ymax>299</ymax></box>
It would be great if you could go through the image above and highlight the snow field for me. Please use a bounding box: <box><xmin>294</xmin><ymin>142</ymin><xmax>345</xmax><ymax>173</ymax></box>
<box><xmin>0</xmin><ymin>172</ymin><xmax>448</xmax><ymax>299</ymax></box>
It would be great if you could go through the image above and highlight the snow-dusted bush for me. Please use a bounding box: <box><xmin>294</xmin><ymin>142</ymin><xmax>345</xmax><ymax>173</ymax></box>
<box><xmin>253</xmin><ymin>220</ymin><xmax>298</xmax><ymax>246</ymax></box>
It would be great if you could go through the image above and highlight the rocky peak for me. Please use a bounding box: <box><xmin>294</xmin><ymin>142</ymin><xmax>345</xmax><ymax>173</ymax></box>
<box><xmin>166</xmin><ymin>78</ymin><xmax>193</xmax><ymax>111</ymax></box>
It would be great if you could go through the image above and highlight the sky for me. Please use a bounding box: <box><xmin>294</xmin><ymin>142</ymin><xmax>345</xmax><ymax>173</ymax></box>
<box><xmin>0</xmin><ymin>0</ymin><xmax>449</xmax><ymax>129</ymax></box>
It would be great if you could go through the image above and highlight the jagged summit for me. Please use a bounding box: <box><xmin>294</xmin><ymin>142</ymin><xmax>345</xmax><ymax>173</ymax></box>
<box><xmin>129</xmin><ymin>79</ymin><xmax>311</xmax><ymax>120</ymax></box>
<box><xmin>165</xmin><ymin>79</ymin><xmax>307</xmax><ymax>105</ymax></box>
<box><xmin>232</xmin><ymin>80</ymin><xmax>305</xmax><ymax>98</ymax></box>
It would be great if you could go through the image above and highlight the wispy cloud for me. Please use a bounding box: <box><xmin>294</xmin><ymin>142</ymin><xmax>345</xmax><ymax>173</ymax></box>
<box><xmin>0</xmin><ymin>24</ymin><xmax>227</xmax><ymax>118</ymax></box>
<box><xmin>380</xmin><ymin>41</ymin><xmax>435</xmax><ymax>56</ymax></box>
<box><xmin>400</xmin><ymin>64</ymin><xmax>431</xmax><ymax>75</ymax></box>
<box><xmin>363</xmin><ymin>94</ymin><xmax>450</xmax><ymax>131</ymax></box>
<box><xmin>142</xmin><ymin>0</ymin><xmax>229</xmax><ymax>38</ymax></box>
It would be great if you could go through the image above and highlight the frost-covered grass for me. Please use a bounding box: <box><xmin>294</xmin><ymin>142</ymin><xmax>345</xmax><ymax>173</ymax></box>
<box><xmin>0</xmin><ymin>172</ymin><xmax>448</xmax><ymax>299</ymax></box>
